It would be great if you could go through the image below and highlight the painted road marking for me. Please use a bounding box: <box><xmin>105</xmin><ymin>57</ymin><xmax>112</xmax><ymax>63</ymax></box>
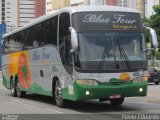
<box><xmin>10</xmin><ymin>97</ymin><xmax>63</xmax><ymax>114</ymax></box>
<box><xmin>10</xmin><ymin>99</ymin><xmax>19</xmax><ymax>102</ymax></box>
<box><xmin>46</xmin><ymin>108</ymin><xmax>63</xmax><ymax>114</ymax></box>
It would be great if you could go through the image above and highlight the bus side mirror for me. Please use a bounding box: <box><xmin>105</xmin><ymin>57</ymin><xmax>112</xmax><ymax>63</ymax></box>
<box><xmin>69</xmin><ymin>27</ymin><xmax>78</xmax><ymax>53</ymax></box>
<box><xmin>145</xmin><ymin>27</ymin><xmax>158</xmax><ymax>51</ymax></box>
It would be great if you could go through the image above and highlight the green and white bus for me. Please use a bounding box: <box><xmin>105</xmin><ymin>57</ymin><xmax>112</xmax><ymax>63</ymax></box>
<box><xmin>2</xmin><ymin>6</ymin><xmax>158</xmax><ymax>107</ymax></box>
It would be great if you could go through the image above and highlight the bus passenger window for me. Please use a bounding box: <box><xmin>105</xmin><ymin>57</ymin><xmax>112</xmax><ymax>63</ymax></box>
<box><xmin>24</xmin><ymin>27</ymin><xmax>34</xmax><ymax>50</ymax></box>
<box><xmin>17</xmin><ymin>32</ymin><xmax>24</xmax><ymax>50</ymax></box>
<box><xmin>45</xmin><ymin>16</ymin><xmax>58</xmax><ymax>46</ymax></box>
<box><xmin>2</xmin><ymin>38</ymin><xmax>8</xmax><ymax>54</ymax></box>
<box><xmin>33</xmin><ymin>41</ymin><xmax>39</xmax><ymax>47</ymax></box>
<box><xmin>34</xmin><ymin>23</ymin><xmax>45</xmax><ymax>47</ymax></box>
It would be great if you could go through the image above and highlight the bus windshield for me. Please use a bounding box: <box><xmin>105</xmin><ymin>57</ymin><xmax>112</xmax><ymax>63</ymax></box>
<box><xmin>74</xmin><ymin>32</ymin><xmax>146</xmax><ymax>72</ymax></box>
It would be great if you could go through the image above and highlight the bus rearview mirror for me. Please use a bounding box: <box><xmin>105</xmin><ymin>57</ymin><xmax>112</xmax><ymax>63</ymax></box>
<box><xmin>69</xmin><ymin>27</ymin><xmax>78</xmax><ymax>51</ymax></box>
<box><xmin>146</xmin><ymin>27</ymin><xmax>158</xmax><ymax>49</ymax></box>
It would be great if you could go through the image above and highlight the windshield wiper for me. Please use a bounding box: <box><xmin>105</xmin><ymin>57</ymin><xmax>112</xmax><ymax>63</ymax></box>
<box><xmin>117</xmin><ymin>40</ymin><xmax>133</xmax><ymax>72</ymax></box>
<box><xmin>98</xmin><ymin>48</ymin><xmax>109</xmax><ymax>72</ymax></box>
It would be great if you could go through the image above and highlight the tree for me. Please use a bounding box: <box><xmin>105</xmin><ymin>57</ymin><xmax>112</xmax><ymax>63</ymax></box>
<box><xmin>148</xmin><ymin>5</ymin><xmax>160</xmax><ymax>43</ymax></box>
<box><xmin>142</xmin><ymin>17</ymin><xmax>150</xmax><ymax>43</ymax></box>
<box><xmin>146</xmin><ymin>5</ymin><xmax>160</xmax><ymax>60</ymax></box>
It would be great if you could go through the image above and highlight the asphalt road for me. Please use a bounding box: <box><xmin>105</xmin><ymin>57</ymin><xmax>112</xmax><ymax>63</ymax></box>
<box><xmin>0</xmin><ymin>73</ymin><xmax>160</xmax><ymax>120</ymax></box>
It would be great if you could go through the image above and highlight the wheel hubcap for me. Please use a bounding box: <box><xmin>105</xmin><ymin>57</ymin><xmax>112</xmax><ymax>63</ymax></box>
<box><xmin>11</xmin><ymin>81</ymin><xmax>14</xmax><ymax>94</ymax></box>
<box><xmin>55</xmin><ymin>82</ymin><xmax>62</xmax><ymax>103</ymax></box>
<box><xmin>16</xmin><ymin>83</ymin><xmax>20</xmax><ymax>96</ymax></box>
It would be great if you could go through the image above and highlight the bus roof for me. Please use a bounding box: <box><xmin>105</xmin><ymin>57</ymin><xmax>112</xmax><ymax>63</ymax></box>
<box><xmin>3</xmin><ymin>6</ymin><xmax>139</xmax><ymax>38</ymax></box>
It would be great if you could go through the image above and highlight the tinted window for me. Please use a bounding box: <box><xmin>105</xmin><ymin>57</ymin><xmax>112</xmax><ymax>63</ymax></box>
<box><xmin>3</xmin><ymin>15</ymin><xmax>59</xmax><ymax>54</ymax></box>
<box><xmin>34</xmin><ymin>23</ymin><xmax>45</xmax><ymax>47</ymax></box>
<box><xmin>2</xmin><ymin>33</ymin><xmax>24</xmax><ymax>54</ymax></box>
<box><xmin>59</xmin><ymin>13</ymin><xmax>72</xmax><ymax>74</ymax></box>
<box><xmin>24</xmin><ymin>27</ymin><xmax>34</xmax><ymax>49</ymax></box>
<box><xmin>45</xmin><ymin>16</ymin><xmax>58</xmax><ymax>45</ymax></box>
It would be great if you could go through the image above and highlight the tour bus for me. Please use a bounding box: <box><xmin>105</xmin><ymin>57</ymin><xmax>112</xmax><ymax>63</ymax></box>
<box><xmin>2</xmin><ymin>6</ymin><xmax>158</xmax><ymax>107</ymax></box>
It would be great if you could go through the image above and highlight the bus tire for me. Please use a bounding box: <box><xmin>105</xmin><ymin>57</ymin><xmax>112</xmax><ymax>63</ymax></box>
<box><xmin>16</xmin><ymin>79</ymin><xmax>26</xmax><ymax>98</ymax></box>
<box><xmin>54</xmin><ymin>80</ymin><xmax>65</xmax><ymax>108</ymax></box>
<box><xmin>109</xmin><ymin>97</ymin><xmax>124</xmax><ymax>105</ymax></box>
<box><xmin>155</xmin><ymin>82</ymin><xmax>159</xmax><ymax>85</ymax></box>
<box><xmin>10</xmin><ymin>78</ymin><xmax>17</xmax><ymax>97</ymax></box>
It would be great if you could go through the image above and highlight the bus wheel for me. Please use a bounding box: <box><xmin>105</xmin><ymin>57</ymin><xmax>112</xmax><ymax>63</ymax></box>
<box><xmin>10</xmin><ymin>78</ymin><xmax>17</xmax><ymax>97</ymax></box>
<box><xmin>55</xmin><ymin>80</ymin><xmax>65</xmax><ymax>108</ymax></box>
<box><xmin>16</xmin><ymin>79</ymin><xmax>26</xmax><ymax>98</ymax></box>
<box><xmin>155</xmin><ymin>82</ymin><xmax>159</xmax><ymax>85</ymax></box>
<box><xmin>109</xmin><ymin>97</ymin><xmax>124</xmax><ymax>105</ymax></box>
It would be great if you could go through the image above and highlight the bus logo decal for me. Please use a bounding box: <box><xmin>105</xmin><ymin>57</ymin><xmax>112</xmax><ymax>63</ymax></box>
<box><xmin>18</xmin><ymin>53</ymin><xmax>31</xmax><ymax>89</ymax></box>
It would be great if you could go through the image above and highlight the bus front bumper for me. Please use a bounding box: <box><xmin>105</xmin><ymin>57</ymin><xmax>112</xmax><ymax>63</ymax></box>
<box><xmin>62</xmin><ymin>82</ymin><xmax>147</xmax><ymax>101</ymax></box>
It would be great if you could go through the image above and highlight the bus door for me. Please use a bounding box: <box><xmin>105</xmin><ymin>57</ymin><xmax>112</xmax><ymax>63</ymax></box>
<box><xmin>59</xmin><ymin>13</ymin><xmax>73</xmax><ymax>75</ymax></box>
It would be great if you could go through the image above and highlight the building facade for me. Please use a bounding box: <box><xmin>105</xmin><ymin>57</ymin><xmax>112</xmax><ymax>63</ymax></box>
<box><xmin>52</xmin><ymin>0</ymin><xmax>70</xmax><ymax>10</ymax></box>
<box><xmin>2</xmin><ymin>0</ymin><xmax>160</xmax><ymax>32</ymax></box>
<box><xmin>46</xmin><ymin>0</ymin><xmax>53</xmax><ymax>14</ymax></box>
<box><xmin>71</xmin><ymin>0</ymin><xmax>105</xmax><ymax>6</ymax></box>
<box><xmin>106</xmin><ymin>0</ymin><xmax>116</xmax><ymax>6</ymax></box>
<box><xmin>136</xmin><ymin>0</ymin><xmax>145</xmax><ymax>18</ymax></box>
<box><xmin>5</xmin><ymin>0</ymin><xmax>18</xmax><ymax>32</ymax></box>
<box><xmin>70</xmin><ymin>0</ymin><xmax>84</xmax><ymax>6</ymax></box>
<box><xmin>90</xmin><ymin>0</ymin><xmax>105</xmax><ymax>5</ymax></box>
<box><xmin>70</xmin><ymin>0</ymin><xmax>147</xmax><ymax>17</ymax></box>
<box><xmin>1</xmin><ymin>0</ymin><xmax>5</xmax><ymax>24</ymax></box>
<box><xmin>1</xmin><ymin>0</ymin><xmax>46</xmax><ymax>32</ymax></box>
<box><xmin>35</xmin><ymin>0</ymin><xmax>46</xmax><ymax>18</ymax></box>
<box><xmin>145</xmin><ymin>0</ymin><xmax>160</xmax><ymax>18</ymax></box>
<box><xmin>0</xmin><ymin>1</ymin><xmax>1</xmax><ymax>23</ymax></box>
<box><xmin>19</xmin><ymin>0</ymin><xmax>35</xmax><ymax>27</ymax></box>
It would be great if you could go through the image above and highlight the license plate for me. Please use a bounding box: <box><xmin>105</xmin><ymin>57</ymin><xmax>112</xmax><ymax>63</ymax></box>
<box><xmin>154</xmin><ymin>79</ymin><xmax>158</xmax><ymax>82</ymax></box>
<box><xmin>109</xmin><ymin>94</ymin><xmax>121</xmax><ymax>99</ymax></box>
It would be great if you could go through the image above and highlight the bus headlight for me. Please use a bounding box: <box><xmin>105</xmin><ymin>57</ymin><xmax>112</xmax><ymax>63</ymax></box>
<box><xmin>76</xmin><ymin>79</ymin><xmax>98</xmax><ymax>86</ymax></box>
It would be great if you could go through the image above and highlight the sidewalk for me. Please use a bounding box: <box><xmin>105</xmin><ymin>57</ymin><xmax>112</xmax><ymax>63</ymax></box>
<box><xmin>0</xmin><ymin>71</ymin><xmax>2</xmax><ymax>79</ymax></box>
<box><xmin>0</xmin><ymin>71</ymin><xmax>2</xmax><ymax>85</ymax></box>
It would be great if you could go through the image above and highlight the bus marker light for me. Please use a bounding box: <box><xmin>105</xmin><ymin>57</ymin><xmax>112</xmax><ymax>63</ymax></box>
<box><xmin>144</xmin><ymin>76</ymin><xmax>148</xmax><ymax>81</ymax></box>
<box><xmin>68</xmin><ymin>85</ymin><xmax>74</xmax><ymax>95</ymax></box>
<box><xmin>86</xmin><ymin>91</ymin><xmax>90</xmax><ymax>95</ymax></box>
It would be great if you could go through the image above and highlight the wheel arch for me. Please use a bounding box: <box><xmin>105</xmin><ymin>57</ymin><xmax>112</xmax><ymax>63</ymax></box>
<box><xmin>10</xmin><ymin>75</ymin><xmax>13</xmax><ymax>82</ymax></box>
<box><xmin>10</xmin><ymin>74</ymin><xmax>19</xmax><ymax>86</ymax></box>
<box><xmin>9</xmin><ymin>75</ymin><xmax>14</xmax><ymax>88</ymax></box>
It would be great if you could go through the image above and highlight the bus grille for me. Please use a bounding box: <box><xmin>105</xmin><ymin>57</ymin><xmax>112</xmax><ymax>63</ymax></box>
<box><xmin>104</xmin><ymin>81</ymin><xmax>128</xmax><ymax>85</ymax></box>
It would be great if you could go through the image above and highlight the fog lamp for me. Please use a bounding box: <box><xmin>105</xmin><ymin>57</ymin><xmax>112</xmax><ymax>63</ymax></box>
<box><xmin>86</xmin><ymin>91</ymin><xmax>90</xmax><ymax>95</ymax></box>
<box><xmin>139</xmin><ymin>88</ymin><xmax>143</xmax><ymax>92</ymax></box>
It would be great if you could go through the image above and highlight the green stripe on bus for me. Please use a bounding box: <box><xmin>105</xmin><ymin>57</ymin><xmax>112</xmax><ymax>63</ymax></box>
<box><xmin>29</xmin><ymin>83</ymin><xmax>52</xmax><ymax>96</ymax></box>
